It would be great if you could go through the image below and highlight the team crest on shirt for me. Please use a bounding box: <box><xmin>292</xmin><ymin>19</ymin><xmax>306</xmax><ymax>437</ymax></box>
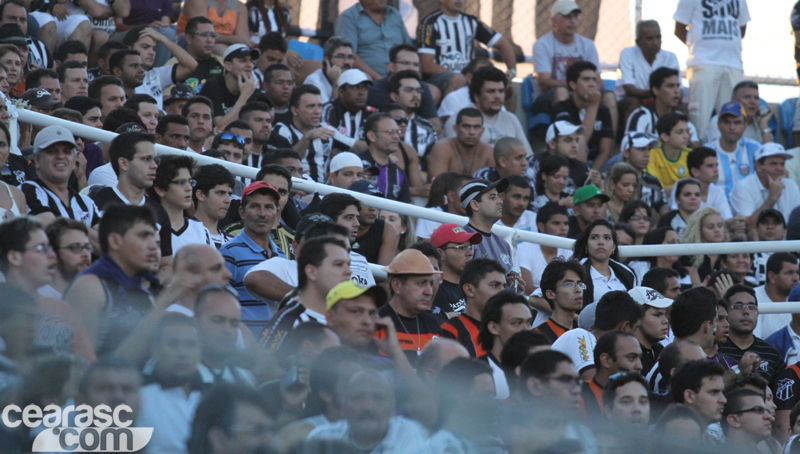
<box><xmin>678</xmin><ymin>167</ymin><xmax>686</xmax><ymax>175</ymax></box>
<box><xmin>739</xmin><ymin>163</ymin><xmax>750</xmax><ymax>176</ymax></box>
<box><xmin>392</xmin><ymin>184</ymin><xmax>401</xmax><ymax>199</ymax></box>
<box><xmin>500</xmin><ymin>253</ymin><xmax>511</xmax><ymax>266</ymax></box>
<box><xmin>594</xmin><ymin>120</ymin><xmax>602</xmax><ymax>131</ymax></box>
<box><xmin>760</xmin><ymin>360</ymin><xmax>769</xmax><ymax>372</ymax></box>
<box><xmin>776</xmin><ymin>378</ymin><xmax>795</xmax><ymax>401</ymax></box>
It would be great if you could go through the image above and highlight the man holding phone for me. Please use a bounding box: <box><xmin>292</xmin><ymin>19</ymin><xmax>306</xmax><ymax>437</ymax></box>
<box><xmin>199</xmin><ymin>44</ymin><xmax>261</xmax><ymax>131</ymax></box>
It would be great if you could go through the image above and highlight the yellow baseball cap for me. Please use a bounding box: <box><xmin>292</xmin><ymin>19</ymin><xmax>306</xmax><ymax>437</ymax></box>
<box><xmin>326</xmin><ymin>280</ymin><xmax>388</xmax><ymax>311</ymax></box>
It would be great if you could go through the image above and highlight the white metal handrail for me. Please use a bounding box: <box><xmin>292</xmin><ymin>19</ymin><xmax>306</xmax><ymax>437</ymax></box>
<box><xmin>18</xmin><ymin>109</ymin><xmax>800</xmax><ymax>258</ymax></box>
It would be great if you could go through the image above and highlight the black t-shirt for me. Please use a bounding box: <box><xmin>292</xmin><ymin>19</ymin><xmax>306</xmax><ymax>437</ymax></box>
<box><xmin>551</xmin><ymin>98</ymin><xmax>614</xmax><ymax>162</ymax></box>
<box><xmin>433</xmin><ymin>280</ymin><xmax>465</xmax><ymax>314</ymax></box>
<box><xmin>185</xmin><ymin>57</ymin><xmax>224</xmax><ymax>92</ymax></box>
<box><xmin>717</xmin><ymin>337</ymin><xmax>786</xmax><ymax>383</ymax></box>
<box><xmin>90</xmin><ymin>186</ymin><xmax>173</xmax><ymax>257</ymax></box>
<box><xmin>640</xmin><ymin>342</ymin><xmax>664</xmax><ymax>377</ymax></box>
<box><xmin>199</xmin><ymin>75</ymin><xmax>240</xmax><ymax>118</ymax></box>
<box><xmin>353</xmin><ymin>218</ymin><xmax>385</xmax><ymax>264</ymax></box>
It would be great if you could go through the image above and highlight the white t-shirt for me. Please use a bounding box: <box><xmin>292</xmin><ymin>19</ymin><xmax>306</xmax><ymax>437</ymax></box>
<box><xmin>551</xmin><ymin>328</ymin><xmax>596</xmax><ymax>374</ymax></box>
<box><xmin>415</xmin><ymin>206</ymin><xmax>444</xmax><ymax>239</ymax></box>
<box><xmin>87</xmin><ymin>162</ymin><xmax>118</xmax><ymax>187</ymax></box>
<box><xmin>308</xmin><ymin>416</ymin><xmax>428</xmax><ymax>453</ymax></box>
<box><xmin>443</xmin><ymin>103</ymin><xmax>533</xmax><ymax>156</ymax></box>
<box><xmin>754</xmin><ymin>284</ymin><xmax>791</xmax><ymax>340</ymax></box>
<box><xmin>136</xmin><ymin>383</ymin><xmax>202</xmax><ymax>454</ymax></box>
<box><xmin>135</xmin><ymin>65</ymin><xmax>175</xmax><ymax>109</ymax></box>
<box><xmin>303</xmin><ymin>69</ymin><xmax>333</xmax><ymax>104</ymax></box>
<box><xmin>495</xmin><ymin>210</ymin><xmax>538</xmax><ymax>239</ymax></box>
<box><xmin>533</xmin><ymin>32</ymin><xmax>600</xmax><ymax>82</ymax></box>
<box><xmin>729</xmin><ymin>174</ymin><xmax>800</xmax><ymax>224</ymax></box>
<box><xmin>518</xmin><ymin>242</ymin><xmax>573</xmax><ymax>289</ymax></box>
<box><xmin>487</xmin><ymin>354</ymin><xmax>510</xmax><ymax>399</ymax></box>
<box><xmin>437</xmin><ymin>86</ymin><xmax>508</xmax><ymax>118</ymax></box>
<box><xmin>669</xmin><ymin>182</ymin><xmax>733</xmax><ymax>219</ymax></box>
<box><xmin>615</xmin><ymin>46</ymin><xmax>680</xmax><ymax>100</ymax></box>
<box><xmin>673</xmin><ymin>0</ymin><xmax>751</xmax><ymax>69</ymax></box>
<box><xmin>171</xmin><ymin>218</ymin><xmax>212</xmax><ymax>253</ymax></box>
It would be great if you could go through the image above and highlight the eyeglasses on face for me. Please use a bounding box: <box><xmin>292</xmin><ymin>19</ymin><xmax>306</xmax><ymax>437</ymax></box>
<box><xmin>730</xmin><ymin>303</ymin><xmax>758</xmax><ymax>312</ymax></box>
<box><xmin>170</xmin><ymin>178</ymin><xmax>197</xmax><ymax>188</ymax></box>
<box><xmin>60</xmin><ymin>242</ymin><xmax>93</xmax><ymax>254</ymax></box>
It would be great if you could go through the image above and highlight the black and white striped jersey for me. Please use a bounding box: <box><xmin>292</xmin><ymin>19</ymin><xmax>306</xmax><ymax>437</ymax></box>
<box><xmin>268</xmin><ymin>122</ymin><xmax>355</xmax><ymax>183</ymax></box>
<box><xmin>416</xmin><ymin>11</ymin><xmax>501</xmax><ymax>73</ymax></box>
<box><xmin>321</xmin><ymin>99</ymin><xmax>375</xmax><ymax>141</ymax></box>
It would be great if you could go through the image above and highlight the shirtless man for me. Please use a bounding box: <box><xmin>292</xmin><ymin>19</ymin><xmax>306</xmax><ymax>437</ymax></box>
<box><xmin>427</xmin><ymin>107</ymin><xmax>494</xmax><ymax>180</ymax></box>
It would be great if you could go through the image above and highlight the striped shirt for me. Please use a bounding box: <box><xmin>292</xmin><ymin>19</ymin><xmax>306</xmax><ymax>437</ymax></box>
<box><xmin>357</xmin><ymin>151</ymin><xmax>411</xmax><ymax>203</ymax></box>
<box><xmin>440</xmin><ymin>314</ymin><xmax>485</xmax><ymax>357</ymax></box>
<box><xmin>416</xmin><ymin>11</ymin><xmax>500</xmax><ymax>73</ymax></box>
<box><xmin>377</xmin><ymin>304</ymin><xmax>442</xmax><ymax>366</ymax></box>
<box><xmin>321</xmin><ymin>99</ymin><xmax>374</xmax><ymax>141</ymax></box>
<box><xmin>259</xmin><ymin>297</ymin><xmax>327</xmax><ymax>352</ymax></box>
<box><xmin>406</xmin><ymin>115</ymin><xmax>438</xmax><ymax>158</ymax></box>
<box><xmin>22</xmin><ymin>178</ymin><xmax>101</xmax><ymax>227</ymax></box>
<box><xmin>220</xmin><ymin>229</ymin><xmax>285</xmax><ymax>329</ymax></box>
<box><xmin>580</xmin><ymin>379</ymin><xmax>604</xmax><ymax>419</ymax></box>
<box><xmin>704</xmin><ymin>137</ymin><xmax>760</xmax><ymax>199</ymax></box>
<box><xmin>27</xmin><ymin>38</ymin><xmax>52</xmax><ymax>70</ymax></box>
<box><xmin>717</xmin><ymin>336</ymin><xmax>785</xmax><ymax>383</ymax></box>
<box><xmin>268</xmin><ymin>122</ymin><xmax>354</xmax><ymax>183</ymax></box>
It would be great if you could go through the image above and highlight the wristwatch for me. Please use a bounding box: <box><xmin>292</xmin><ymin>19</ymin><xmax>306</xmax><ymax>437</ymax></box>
<box><xmin>763</xmin><ymin>127</ymin><xmax>773</xmax><ymax>135</ymax></box>
<box><xmin>731</xmin><ymin>365</ymin><xmax>744</xmax><ymax>382</ymax></box>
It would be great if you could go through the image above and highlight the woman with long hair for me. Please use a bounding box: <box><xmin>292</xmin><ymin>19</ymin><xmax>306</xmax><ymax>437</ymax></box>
<box><xmin>380</xmin><ymin>210</ymin><xmax>416</xmax><ymax>252</ymax></box>
<box><xmin>658</xmin><ymin>178</ymin><xmax>702</xmax><ymax>237</ymax></box>
<box><xmin>604</xmin><ymin>162</ymin><xmax>639</xmax><ymax>222</ymax></box>
<box><xmin>427</xmin><ymin>172</ymin><xmax>458</xmax><ymax>208</ymax></box>
<box><xmin>532</xmin><ymin>154</ymin><xmax>572</xmax><ymax>212</ymax></box>
<box><xmin>682</xmin><ymin>206</ymin><xmax>729</xmax><ymax>284</ymax></box>
<box><xmin>0</xmin><ymin>120</ymin><xmax>24</xmax><ymax>219</ymax></box>
<box><xmin>627</xmin><ymin>227</ymin><xmax>689</xmax><ymax>284</ymax></box>
<box><xmin>572</xmin><ymin>219</ymin><xmax>637</xmax><ymax>306</ymax></box>
<box><xmin>619</xmin><ymin>200</ymin><xmax>653</xmax><ymax>245</ymax></box>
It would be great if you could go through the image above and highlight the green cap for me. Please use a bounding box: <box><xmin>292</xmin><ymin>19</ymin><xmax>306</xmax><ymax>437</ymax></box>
<box><xmin>572</xmin><ymin>185</ymin><xmax>610</xmax><ymax>205</ymax></box>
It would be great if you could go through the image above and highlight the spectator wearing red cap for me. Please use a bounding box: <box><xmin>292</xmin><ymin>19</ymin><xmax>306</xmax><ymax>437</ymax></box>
<box><xmin>430</xmin><ymin>223</ymin><xmax>481</xmax><ymax>316</ymax></box>
<box><xmin>220</xmin><ymin>181</ymin><xmax>285</xmax><ymax>331</ymax></box>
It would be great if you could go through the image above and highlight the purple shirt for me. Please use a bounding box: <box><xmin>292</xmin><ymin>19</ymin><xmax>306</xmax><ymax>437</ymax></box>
<box><xmin>123</xmin><ymin>0</ymin><xmax>174</xmax><ymax>25</ymax></box>
<box><xmin>83</xmin><ymin>143</ymin><xmax>105</xmax><ymax>178</ymax></box>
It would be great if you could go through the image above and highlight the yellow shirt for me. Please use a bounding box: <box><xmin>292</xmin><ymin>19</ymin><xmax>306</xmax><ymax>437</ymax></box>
<box><xmin>647</xmin><ymin>147</ymin><xmax>691</xmax><ymax>190</ymax></box>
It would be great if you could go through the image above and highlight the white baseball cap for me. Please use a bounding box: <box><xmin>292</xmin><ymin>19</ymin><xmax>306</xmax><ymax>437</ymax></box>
<box><xmin>223</xmin><ymin>44</ymin><xmax>260</xmax><ymax>62</ymax></box>
<box><xmin>552</xmin><ymin>0</ymin><xmax>580</xmax><ymax>17</ymax></box>
<box><xmin>628</xmin><ymin>286</ymin><xmax>673</xmax><ymax>309</ymax></box>
<box><xmin>338</xmin><ymin>69</ymin><xmax>372</xmax><ymax>88</ymax></box>
<box><xmin>329</xmin><ymin>152</ymin><xmax>364</xmax><ymax>173</ymax></box>
<box><xmin>621</xmin><ymin>132</ymin><xmax>659</xmax><ymax>151</ymax></box>
<box><xmin>546</xmin><ymin>120</ymin><xmax>585</xmax><ymax>143</ymax></box>
<box><xmin>756</xmin><ymin>142</ymin><xmax>793</xmax><ymax>162</ymax></box>
<box><xmin>34</xmin><ymin>125</ymin><xmax>76</xmax><ymax>151</ymax></box>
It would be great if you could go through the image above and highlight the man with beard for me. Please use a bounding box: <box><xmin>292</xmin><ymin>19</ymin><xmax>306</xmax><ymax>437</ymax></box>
<box><xmin>629</xmin><ymin>286</ymin><xmax>672</xmax><ymax>375</ymax></box>
<box><xmin>264</xmin><ymin>63</ymin><xmax>294</xmax><ymax>126</ymax></box>
<box><xmin>123</xmin><ymin>27</ymin><xmax>198</xmax><ymax>110</ymax></box>
<box><xmin>43</xmin><ymin>218</ymin><xmax>92</xmax><ymax>298</ymax></box>
<box><xmin>387</xmin><ymin>70</ymin><xmax>436</xmax><ymax>160</ymax></box>
<box><xmin>461</xmin><ymin>178</ymin><xmax>513</xmax><ymax>272</ymax></box>
<box><xmin>308</xmin><ymin>371</ymin><xmax>428</xmax><ymax>451</ymax></box>
<box><xmin>718</xmin><ymin>284</ymin><xmax>785</xmax><ymax>383</ymax></box>
<box><xmin>581</xmin><ymin>331</ymin><xmax>643</xmax><ymax>419</ymax></box>
<box><xmin>137</xmin><ymin>313</ymin><xmax>204</xmax><ymax>454</ymax></box>
<box><xmin>427</xmin><ymin>108</ymin><xmax>494</xmax><ymax>179</ymax></box>
<box><xmin>239</xmin><ymin>101</ymin><xmax>274</xmax><ymax>169</ymax></box>
<box><xmin>0</xmin><ymin>216</ymin><xmax>95</xmax><ymax>361</ymax></box>
<box><xmin>322</xmin><ymin>68</ymin><xmax>373</xmax><ymax>143</ymax></box>
<box><xmin>194</xmin><ymin>285</ymin><xmax>256</xmax><ymax>386</ymax></box>
<box><xmin>357</xmin><ymin>113</ymin><xmax>411</xmax><ymax>203</ymax></box>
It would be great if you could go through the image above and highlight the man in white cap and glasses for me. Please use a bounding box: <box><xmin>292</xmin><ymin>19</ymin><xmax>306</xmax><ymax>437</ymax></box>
<box><xmin>628</xmin><ymin>286</ymin><xmax>673</xmax><ymax>376</ymax></box>
<box><xmin>619</xmin><ymin>131</ymin><xmax>669</xmax><ymax>214</ymax></box>
<box><xmin>530</xmin><ymin>119</ymin><xmax>595</xmax><ymax>197</ymax></box>
<box><xmin>199</xmin><ymin>43</ymin><xmax>260</xmax><ymax>130</ymax></box>
<box><xmin>327</xmin><ymin>151</ymin><xmax>377</xmax><ymax>189</ymax></box>
<box><xmin>21</xmin><ymin>126</ymin><xmax>102</xmax><ymax>230</ymax></box>
<box><xmin>730</xmin><ymin>142</ymin><xmax>800</xmax><ymax>230</ymax></box>
<box><xmin>322</xmin><ymin>68</ymin><xmax>373</xmax><ymax>144</ymax></box>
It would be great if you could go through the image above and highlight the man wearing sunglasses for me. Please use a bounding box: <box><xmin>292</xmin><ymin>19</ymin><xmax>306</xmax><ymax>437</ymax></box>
<box><xmin>721</xmin><ymin>389</ymin><xmax>773</xmax><ymax>449</ymax></box>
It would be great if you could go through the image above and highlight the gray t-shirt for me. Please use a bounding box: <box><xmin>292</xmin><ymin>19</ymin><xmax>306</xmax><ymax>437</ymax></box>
<box><xmin>533</xmin><ymin>32</ymin><xmax>600</xmax><ymax>82</ymax></box>
<box><xmin>464</xmin><ymin>223</ymin><xmax>513</xmax><ymax>272</ymax></box>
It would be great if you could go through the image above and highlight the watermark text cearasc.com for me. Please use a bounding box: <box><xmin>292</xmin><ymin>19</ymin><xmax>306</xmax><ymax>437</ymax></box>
<box><xmin>2</xmin><ymin>404</ymin><xmax>153</xmax><ymax>452</ymax></box>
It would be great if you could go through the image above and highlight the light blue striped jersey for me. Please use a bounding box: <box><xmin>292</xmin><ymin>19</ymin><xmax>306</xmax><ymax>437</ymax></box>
<box><xmin>704</xmin><ymin>137</ymin><xmax>760</xmax><ymax>200</ymax></box>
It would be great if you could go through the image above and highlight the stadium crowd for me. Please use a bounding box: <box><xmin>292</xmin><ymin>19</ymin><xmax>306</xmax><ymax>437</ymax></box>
<box><xmin>0</xmin><ymin>0</ymin><xmax>799</xmax><ymax>451</ymax></box>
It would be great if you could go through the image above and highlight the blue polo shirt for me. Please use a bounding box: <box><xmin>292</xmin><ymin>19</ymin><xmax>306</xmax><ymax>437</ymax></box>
<box><xmin>220</xmin><ymin>230</ymin><xmax>285</xmax><ymax>330</ymax></box>
<box><xmin>334</xmin><ymin>3</ymin><xmax>411</xmax><ymax>77</ymax></box>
